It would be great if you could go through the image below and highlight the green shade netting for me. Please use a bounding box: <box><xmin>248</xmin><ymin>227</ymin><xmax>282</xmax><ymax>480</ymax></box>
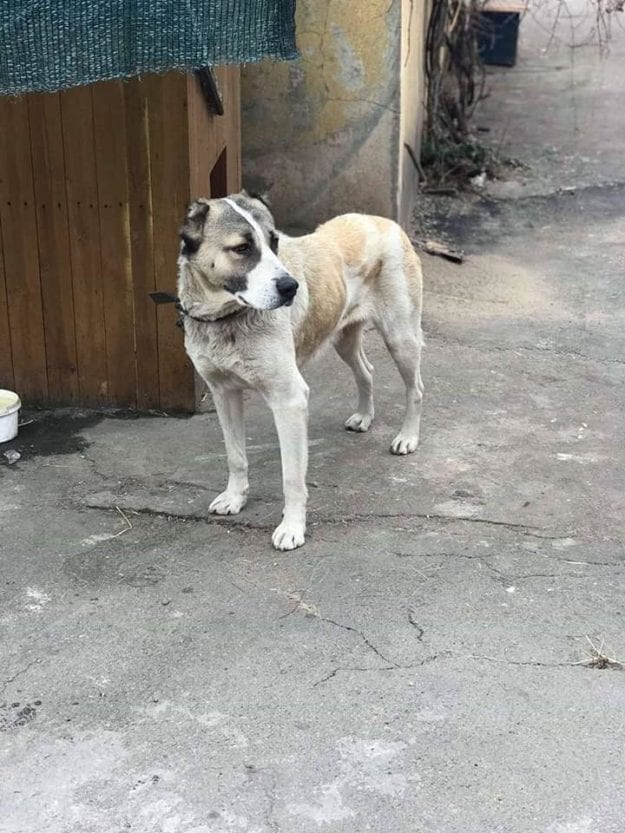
<box><xmin>0</xmin><ymin>0</ymin><xmax>297</xmax><ymax>95</ymax></box>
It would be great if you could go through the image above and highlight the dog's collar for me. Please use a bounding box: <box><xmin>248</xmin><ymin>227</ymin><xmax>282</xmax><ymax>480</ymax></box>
<box><xmin>149</xmin><ymin>292</ymin><xmax>242</xmax><ymax>327</ymax></box>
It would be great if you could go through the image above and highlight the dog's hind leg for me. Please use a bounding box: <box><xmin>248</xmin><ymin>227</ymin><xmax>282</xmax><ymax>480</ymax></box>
<box><xmin>376</xmin><ymin>314</ymin><xmax>424</xmax><ymax>455</ymax></box>
<box><xmin>333</xmin><ymin>321</ymin><xmax>375</xmax><ymax>432</ymax></box>
<box><xmin>208</xmin><ymin>386</ymin><xmax>249</xmax><ymax>515</ymax></box>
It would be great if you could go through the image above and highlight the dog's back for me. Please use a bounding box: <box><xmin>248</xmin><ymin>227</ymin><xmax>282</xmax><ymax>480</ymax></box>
<box><xmin>279</xmin><ymin>214</ymin><xmax>423</xmax><ymax>363</ymax></box>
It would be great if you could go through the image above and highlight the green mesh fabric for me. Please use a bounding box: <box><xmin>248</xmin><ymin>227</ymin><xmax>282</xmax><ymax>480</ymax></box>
<box><xmin>0</xmin><ymin>1</ymin><xmax>297</xmax><ymax>95</ymax></box>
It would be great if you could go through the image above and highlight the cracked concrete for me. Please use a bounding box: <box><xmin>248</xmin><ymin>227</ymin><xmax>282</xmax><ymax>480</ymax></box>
<box><xmin>2</xmin><ymin>10</ymin><xmax>625</xmax><ymax>833</ymax></box>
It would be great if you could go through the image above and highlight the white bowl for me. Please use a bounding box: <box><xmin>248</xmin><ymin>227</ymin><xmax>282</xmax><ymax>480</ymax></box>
<box><xmin>0</xmin><ymin>390</ymin><xmax>21</xmax><ymax>443</ymax></box>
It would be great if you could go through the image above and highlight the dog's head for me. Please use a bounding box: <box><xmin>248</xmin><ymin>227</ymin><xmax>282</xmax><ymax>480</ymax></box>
<box><xmin>178</xmin><ymin>191</ymin><xmax>298</xmax><ymax>311</ymax></box>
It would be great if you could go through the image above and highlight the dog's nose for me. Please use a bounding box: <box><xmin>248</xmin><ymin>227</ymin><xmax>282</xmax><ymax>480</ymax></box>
<box><xmin>276</xmin><ymin>275</ymin><xmax>299</xmax><ymax>301</ymax></box>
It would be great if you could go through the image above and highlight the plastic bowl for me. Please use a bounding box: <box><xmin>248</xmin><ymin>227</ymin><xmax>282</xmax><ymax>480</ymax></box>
<box><xmin>0</xmin><ymin>390</ymin><xmax>21</xmax><ymax>443</ymax></box>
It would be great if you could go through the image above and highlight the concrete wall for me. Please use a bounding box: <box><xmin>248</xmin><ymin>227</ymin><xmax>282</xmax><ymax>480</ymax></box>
<box><xmin>241</xmin><ymin>0</ymin><xmax>408</xmax><ymax>230</ymax></box>
<box><xmin>399</xmin><ymin>0</ymin><xmax>429</xmax><ymax>224</ymax></box>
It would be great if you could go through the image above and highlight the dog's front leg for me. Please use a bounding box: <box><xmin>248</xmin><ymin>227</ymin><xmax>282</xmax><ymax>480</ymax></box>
<box><xmin>266</xmin><ymin>375</ymin><xmax>309</xmax><ymax>551</ymax></box>
<box><xmin>208</xmin><ymin>386</ymin><xmax>249</xmax><ymax>516</ymax></box>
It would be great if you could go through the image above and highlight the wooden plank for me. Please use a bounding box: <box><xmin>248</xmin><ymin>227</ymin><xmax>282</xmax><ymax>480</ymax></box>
<box><xmin>0</xmin><ymin>215</ymin><xmax>14</xmax><ymax>391</ymax></box>
<box><xmin>187</xmin><ymin>74</ymin><xmax>222</xmax><ymax>408</ymax></box>
<box><xmin>92</xmin><ymin>80</ymin><xmax>137</xmax><ymax>407</ymax></box>
<box><xmin>222</xmin><ymin>66</ymin><xmax>242</xmax><ymax>193</ymax></box>
<box><xmin>0</xmin><ymin>95</ymin><xmax>48</xmax><ymax>403</ymax></box>
<box><xmin>146</xmin><ymin>72</ymin><xmax>195</xmax><ymax>412</ymax></box>
<box><xmin>124</xmin><ymin>77</ymin><xmax>160</xmax><ymax>411</ymax></box>
<box><xmin>187</xmin><ymin>73</ymin><xmax>219</xmax><ymax>198</ymax></box>
<box><xmin>27</xmin><ymin>92</ymin><xmax>79</xmax><ymax>404</ymax></box>
<box><xmin>213</xmin><ymin>67</ymin><xmax>229</xmax><ymax>149</ymax></box>
<box><xmin>189</xmin><ymin>67</ymin><xmax>241</xmax><ymax>199</ymax></box>
<box><xmin>61</xmin><ymin>85</ymin><xmax>109</xmax><ymax>405</ymax></box>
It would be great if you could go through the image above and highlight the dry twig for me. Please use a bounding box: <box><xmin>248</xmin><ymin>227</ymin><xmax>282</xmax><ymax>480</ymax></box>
<box><xmin>112</xmin><ymin>505</ymin><xmax>133</xmax><ymax>538</ymax></box>
<box><xmin>415</xmin><ymin>238</ymin><xmax>465</xmax><ymax>263</ymax></box>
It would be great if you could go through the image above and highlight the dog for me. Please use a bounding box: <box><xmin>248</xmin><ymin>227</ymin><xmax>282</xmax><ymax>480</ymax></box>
<box><xmin>177</xmin><ymin>191</ymin><xmax>424</xmax><ymax>551</ymax></box>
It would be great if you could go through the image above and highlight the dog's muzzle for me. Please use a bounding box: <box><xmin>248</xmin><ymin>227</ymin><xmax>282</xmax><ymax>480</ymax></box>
<box><xmin>276</xmin><ymin>274</ymin><xmax>299</xmax><ymax>306</ymax></box>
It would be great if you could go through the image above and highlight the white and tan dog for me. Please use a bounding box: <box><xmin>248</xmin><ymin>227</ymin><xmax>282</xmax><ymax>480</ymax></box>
<box><xmin>177</xmin><ymin>192</ymin><xmax>424</xmax><ymax>551</ymax></box>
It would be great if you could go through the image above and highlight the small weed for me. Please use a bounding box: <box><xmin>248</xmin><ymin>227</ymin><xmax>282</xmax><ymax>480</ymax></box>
<box><xmin>574</xmin><ymin>635</ymin><xmax>623</xmax><ymax>670</ymax></box>
<box><xmin>421</xmin><ymin>136</ymin><xmax>499</xmax><ymax>186</ymax></box>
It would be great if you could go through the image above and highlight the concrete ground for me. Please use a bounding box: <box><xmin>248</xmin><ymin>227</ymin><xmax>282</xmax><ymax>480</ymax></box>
<box><xmin>2</xmin><ymin>10</ymin><xmax>625</xmax><ymax>833</ymax></box>
<box><xmin>478</xmin><ymin>0</ymin><xmax>625</xmax><ymax>197</ymax></box>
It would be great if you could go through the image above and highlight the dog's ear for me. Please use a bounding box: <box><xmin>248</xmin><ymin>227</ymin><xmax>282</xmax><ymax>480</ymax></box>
<box><xmin>242</xmin><ymin>188</ymin><xmax>271</xmax><ymax>210</ymax></box>
<box><xmin>187</xmin><ymin>198</ymin><xmax>210</xmax><ymax>220</ymax></box>
<box><xmin>179</xmin><ymin>199</ymin><xmax>210</xmax><ymax>255</ymax></box>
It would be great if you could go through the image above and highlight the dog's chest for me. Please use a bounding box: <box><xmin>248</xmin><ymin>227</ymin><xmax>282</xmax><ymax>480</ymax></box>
<box><xmin>184</xmin><ymin>318</ymin><xmax>272</xmax><ymax>389</ymax></box>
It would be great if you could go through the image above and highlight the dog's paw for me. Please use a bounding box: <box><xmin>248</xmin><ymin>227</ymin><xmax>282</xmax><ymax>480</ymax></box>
<box><xmin>209</xmin><ymin>491</ymin><xmax>247</xmax><ymax>515</ymax></box>
<box><xmin>272</xmin><ymin>520</ymin><xmax>306</xmax><ymax>551</ymax></box>
<box><xmin>344</xmin><ymin>412</ymin><xmax>373</xmax><ymax>433</ymax></box>
<box><xmin>390</xmin><ymin>433</ymin><xmax>419</xmax><ymax>455</ymax></box>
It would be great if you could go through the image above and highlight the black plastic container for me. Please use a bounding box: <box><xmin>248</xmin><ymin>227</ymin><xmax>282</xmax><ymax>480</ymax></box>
<box><xmin>478</xmin><ymin>10</ymin><xmax>521</xmax><ymax>67</ymax></box>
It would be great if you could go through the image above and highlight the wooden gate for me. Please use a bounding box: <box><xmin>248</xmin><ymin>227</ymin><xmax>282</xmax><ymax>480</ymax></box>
<box><xmin>0</xmin><ymin>67</ymin><xmax>240</xmax><ymax>411</ymax></box>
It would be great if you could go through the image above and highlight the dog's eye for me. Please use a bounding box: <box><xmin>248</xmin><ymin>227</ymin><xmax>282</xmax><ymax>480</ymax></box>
<box><xmin>231</xmin><ymin>242</ymin><xmax>252</xmax><ymax>255</ymax></box>
<box><xmin>269</xmin><ymin>232</ymin><xmax>279</xmax><ymax>254</ymax></box>
<box><xmin>181</xmin><ymin>233</ymin><xmax>200</xmax><ymax>255</ymax></box>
